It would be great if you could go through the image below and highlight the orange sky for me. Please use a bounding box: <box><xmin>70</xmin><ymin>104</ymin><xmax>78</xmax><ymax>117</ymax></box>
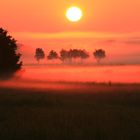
<box><xmin>1</xmin><ymin>0</ymin><xmax>140</xmax><ymax>33</ymax></box>
<box><xmin>0</xmin><ymin>0</ymin><xmax>140</xmax><ymax>64</ymax></box>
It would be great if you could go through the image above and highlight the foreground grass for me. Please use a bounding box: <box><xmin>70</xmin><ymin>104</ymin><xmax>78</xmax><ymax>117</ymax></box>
<box><xmin>0</xmin><ymin>84</ymin><xmax>140</xmax><ymax>140</ymax></box>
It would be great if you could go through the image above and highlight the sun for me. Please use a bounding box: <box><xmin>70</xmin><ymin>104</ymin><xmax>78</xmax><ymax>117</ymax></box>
<box><xmin>66</xmin><ymin>6</ymin><xmax>83</xmax><ymax>22</ymax></box>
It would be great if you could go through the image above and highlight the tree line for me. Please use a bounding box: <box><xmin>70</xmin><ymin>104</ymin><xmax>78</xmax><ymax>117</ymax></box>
<box><xmin>35</xmin><ymin>48</ymin><xmax>106</xmax><ymax>64</ymax></box>
<box><xmin>0</xmin><ymin>27</ymin><xmax>106</xmax><ymax>78</ymax></box>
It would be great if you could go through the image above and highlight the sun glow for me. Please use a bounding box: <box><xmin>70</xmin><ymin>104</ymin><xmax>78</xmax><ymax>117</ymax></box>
<box><xmin>66</xmin><ymin>6</ymin><xmax>83</xmax><ymax>22</ymax></box>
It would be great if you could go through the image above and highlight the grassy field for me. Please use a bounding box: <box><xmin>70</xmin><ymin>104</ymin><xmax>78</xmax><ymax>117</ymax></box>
<box><xmin>0</xmin><ymin>84</ymin><xmax>140</xmax><ymax>140</ymax></box>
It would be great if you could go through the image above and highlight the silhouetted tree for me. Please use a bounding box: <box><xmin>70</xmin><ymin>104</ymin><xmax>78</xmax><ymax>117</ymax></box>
<box><xmin>47</xmin><ymin>50</ymin><xmax>59</xmax><ymax>61</ymax></box>
<box><xmin>79</xmin><ymin>50</ymin><xmax>89</xmax><ymax>62</ymax></box>
<box><xmin>60</xmin><ymin>49</ymin><xmax>69</xmax><ymax>63</ymax></box>
<box><xmin>0</xmin><ymin>28</ymin><xmax>22</xmax><ymax>78</ymax></box>
<box><xmin>69</xmin><ymin>49</ymin><xmax>80</xmax><ymax>59</ymax></box>
<box><xmin>35</xmin><ymin>48</ymin><xmax>45</xmax><ymax>63</ymax></box>
<box><xmin>60</xmin><ymin>49</ymin><xmax>89</xmax><ymax>64</ymax></box>
<box><xmin>67</xmin><ymin>49</ymin><xmax>76</xmax><ymax>63</ymax></box>
<box><xmin>93</xmin><ymin>49</ymin><xmax>106</xmax><ymax>63</ymax></box>
<box><xmin>60</xmin><ymin>49</ymin><xmax>77</xmax><ymax>63</ymax></box>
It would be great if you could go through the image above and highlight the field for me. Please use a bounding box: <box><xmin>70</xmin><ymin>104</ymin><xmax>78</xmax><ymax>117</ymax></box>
<box><xmin>0</xmin><ymin>83</ymin><xmax>140</xmax><ymax>140</ymax></box>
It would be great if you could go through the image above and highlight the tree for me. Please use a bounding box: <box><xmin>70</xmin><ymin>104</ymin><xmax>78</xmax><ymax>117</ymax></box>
<box><xmin>79</xmin><ymin>50</ymin><xmax>89</xmax><ymax>62</ymax></box>
<box><xmin>59</xmin><ymin>49</ymin><xmax>69</xmax><ymax>63</ymax></box>
<box><xmin>60</xmin><ymin>49</ymin><xmax>77</xmax><ymax>63</ymax></box>
<box><xmin>69</xmin><ymin>49</ymin><xmax>80</xmax><ymax>60</ymax></box>
<box><xmin>47</xmin><ymin>50</ymin><xmax>59</xmax><ymax>61</ymax></box>
<box><xmin>35</xmin><ymin>48</ymin><xmax>45</xmax><ymax>63</ymax></box>
<box><xmin>93</xmin><ymin>49</ymin><xmax>106</xmax><ymax>63</ymax></box>
<box><xmin>60</xmin><ymin>49</ymin><xmax>90</xmax><ymax>64</ymax></box>
<box><xmin>0</xmin><ymin>28</ymin><xmax>22</xmax><ymax>78</ymax></box>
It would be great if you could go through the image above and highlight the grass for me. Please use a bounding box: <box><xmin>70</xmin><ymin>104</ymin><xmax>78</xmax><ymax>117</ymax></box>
<box><xmin>0</xmin><ymin>84</ymin><xmax>140</xmax><ymax>140</ymax></box>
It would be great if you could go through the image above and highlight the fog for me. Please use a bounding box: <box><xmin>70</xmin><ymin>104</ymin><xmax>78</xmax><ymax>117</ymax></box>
<box><xmin>22</xmin><ymin>65</ymin><xmax>140</xmax><ymax>83</ymax></box>
<box><xmin>0</xmin><ymin>65</ymin><xmax>140</xmax><ymax>90</ymax></box>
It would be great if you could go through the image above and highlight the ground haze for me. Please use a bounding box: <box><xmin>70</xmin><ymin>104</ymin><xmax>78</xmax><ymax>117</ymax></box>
<box><xmin>0</xmin><ymin>65</ymin><xmax>140</xmax><ymax>140</ymax></box>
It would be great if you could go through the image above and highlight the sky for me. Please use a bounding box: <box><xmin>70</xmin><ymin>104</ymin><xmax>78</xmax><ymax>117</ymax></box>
<box><xmin>0</xmin><ymin>0</ymin><xmax>140</xmax><ymax>64</ymax></box>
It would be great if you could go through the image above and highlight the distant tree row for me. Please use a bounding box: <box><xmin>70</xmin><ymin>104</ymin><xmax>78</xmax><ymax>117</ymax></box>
<box><xmin>0</xmin><ymin>27</ymin><xmax>106</xmax><ymax>79</ymax></box>
<box><xmin>35</xmin><ymin>48</ymin><xmax>106</xmax><ymax>64</ymax></box>
<box><xmin>59</xmin><ymin>49</ymin><xmax>89</xmax><ymax>63</ymax></box>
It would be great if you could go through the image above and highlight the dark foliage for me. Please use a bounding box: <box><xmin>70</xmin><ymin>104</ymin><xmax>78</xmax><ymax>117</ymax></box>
<box><xmin>93</xmin><ymin>49</ymin><xmax>106</xmax><ymax>63</ymax></box>
<box><xmin>79</xmin><ymin>49</ymin><xmax>89</xmax><ymax>60</ymax></box>
<box><xmin>35</xmin><ymin>48</ymin><xmax>45</xmax><ymax>63</ymax></box>
<box><xmin>0</xmin><ymin>28</ymin><xmax>22</xmax><ymax>78</ymax></box>
<box><xmin>60</xmin><ymin>49</ymin><xmax>69</xmax><ymax>63</ymax></box>
<box><xmin>47</xmin><ymin>50</ymin><xmax>59</xmax><ymax>60</ymax></box>
<box><xmin>60</xmin><ymin>49</ymin><xmax>89</xmax><ymax>63</ymax></box>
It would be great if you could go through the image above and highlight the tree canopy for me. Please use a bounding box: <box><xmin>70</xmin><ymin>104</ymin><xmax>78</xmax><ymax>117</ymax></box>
<box><xmin>0</xmin><ymin>28</ymin><xmax>22</xmax><ymax>78</ymax></box>
<box><xmin>47</xmin><ymin>50</ymin><xmax>59</xmax><ymax>60</ymax></box>
<box><xmin>93</xmin><ymin>49</ymin><xmax>106</xmax><ymax>63</ymax></box>
<box><xmin>60</xmin><ymin>49</ymin><xmax>89</xmax><ymax>63</ymax></box>
<box><xmin>35</xmin><ymin>48</ymin><xmax>45</xmax><ymax>63</ymax></box>
<box><xmin>34</xmin><ymin>48</ymin><xmax>107</xmax><ymax>64</ymax></box>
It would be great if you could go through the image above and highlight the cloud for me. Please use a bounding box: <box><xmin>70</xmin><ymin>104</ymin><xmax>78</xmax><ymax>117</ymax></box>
<box><xmin>13</xmin><ymin>31</ymin><xmax>140</xmax><ymax>40</ymax></box>
<box><xmin>12</xmin><ymin>31</ymin><xmax>140</xmax><ymax>49</ymax></box>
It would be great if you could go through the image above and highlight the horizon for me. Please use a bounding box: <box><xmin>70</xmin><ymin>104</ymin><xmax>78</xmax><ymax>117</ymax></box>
<box><xmin>0</xmin><ymin>1</ymin><xmax>140</xmax><ymax>139</ymax></box>
<box><xmin>0</xmin><ymin>0</ymin><xmax>140</xmax><ymax>64</ymax></box>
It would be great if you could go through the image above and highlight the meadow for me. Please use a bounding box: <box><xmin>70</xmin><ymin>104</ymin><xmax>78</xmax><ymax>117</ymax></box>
<box><xmin>0</xmin><ymin>65</ymin><xmax>140</xmax><ymax>140</ymax></box>
<box><xmin>19</xmin><ymin>64</ymin><xmax>140</xmax><ymax>83</ymax></box>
